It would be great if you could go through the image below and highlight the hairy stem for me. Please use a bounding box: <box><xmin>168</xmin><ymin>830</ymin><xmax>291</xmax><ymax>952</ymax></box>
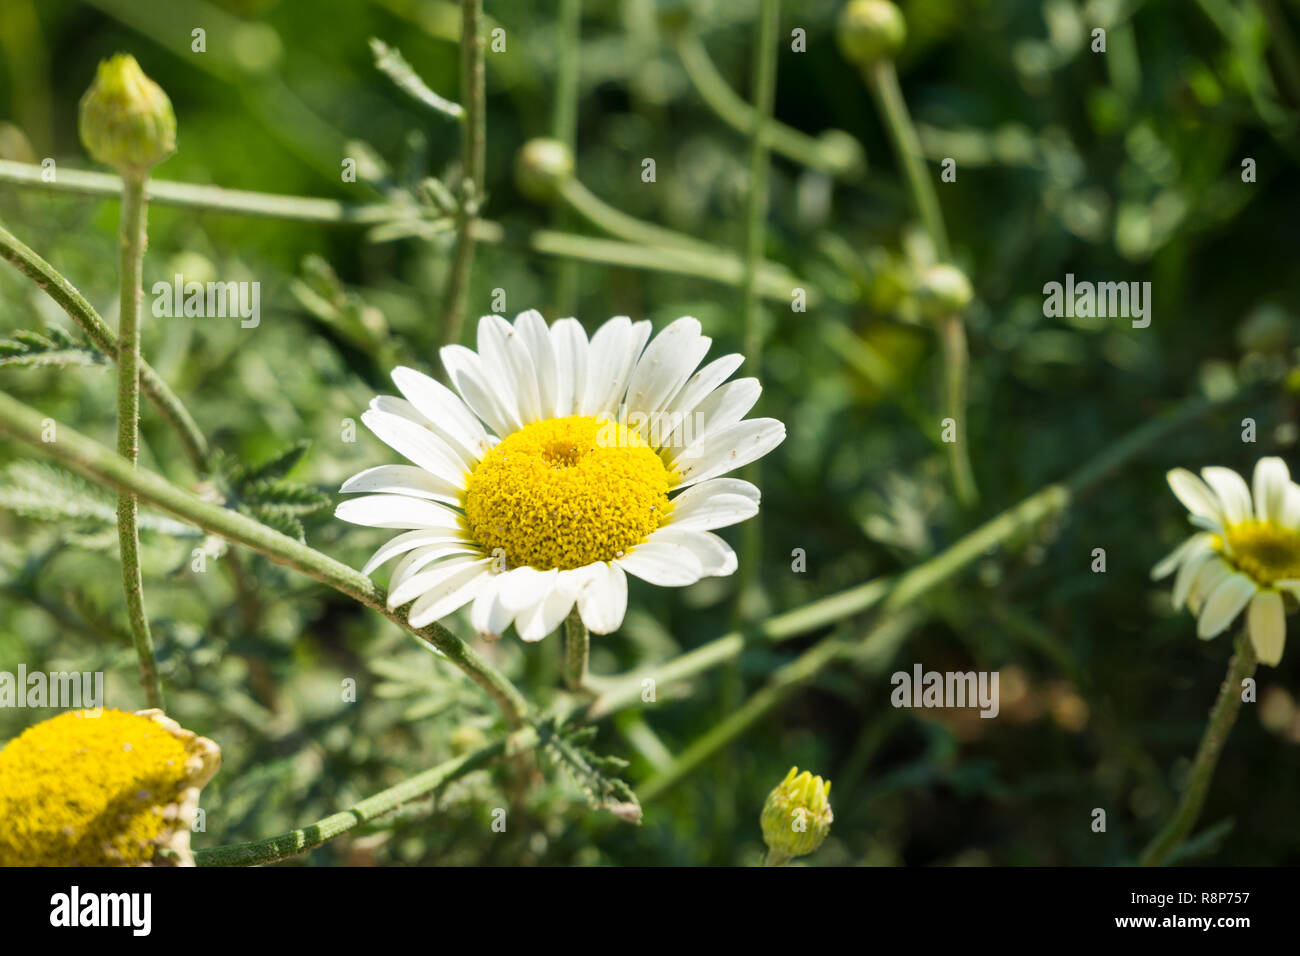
<box><xmin>440</xmin><ymin>0</ymin><xmax>486</xmax><ymax>347</ymax></box>
<box><xmin>195</xmin><ymin>725</ymin><xmax>539</xmax><ymax>866</ymax></box>
<box><xmin>115</xmin><ymin>172</ymin><xmax>163</xmax><ymax>710</ymax></box>
<box><xmin>0</xmin><ymin>389</ymin><xmax>530</xmax><ymax>725</ymax></box>
<box><xmin>1139</xmin><ymin>631</ymin><xmax>1258</xmax><ymax>866</ymax></box>
<box><xmin>564</xmin><ymin>606</ymin><xmax>589</xmax><ymax>692</ymax></box>
<box><xmin>0</xmin><ymin>218</ymin><xmax>208</xmax><ymax>469</ymax></box>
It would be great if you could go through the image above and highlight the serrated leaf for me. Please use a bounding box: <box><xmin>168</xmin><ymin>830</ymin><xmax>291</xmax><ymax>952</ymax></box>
<box><xmin>247</xmin><ymin>505</ymin><xmax>306</xmax><ymax>542</ymax></box>
<box><xmin>536</xmin><ymin>718</ymin><xmax>641</xmax><ymax>824</ymax></box>
<box><xmin>234</xmin><ymin>440</ymin><xmax>312</xmax><ymax>487</ymax></box>
<box><xmin>0</xmin><ymin>328</ymin><xmax>104</xmax><ymax>369</ymax></box>
<box><xmin>0</xmin><ymin>462</ymin><xmax>200</xmax><ymax>537</ymax></box>
<box><xmin>242</xmin><ymin>479</ymin><xmax>331</xmax><ymax>514</ymax></box>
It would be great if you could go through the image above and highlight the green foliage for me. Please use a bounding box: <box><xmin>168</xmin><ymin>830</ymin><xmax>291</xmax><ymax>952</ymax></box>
<box><xmin>0</xmin><ymin>327</ymin><xmax>103</xmax><ymax>370</ymax></box>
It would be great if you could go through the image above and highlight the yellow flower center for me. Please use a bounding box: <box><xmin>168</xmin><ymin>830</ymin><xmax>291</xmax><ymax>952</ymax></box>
<box><xmin>1219</xmin><ymin>520</ymin><xmax>1300</xmax><ymax>585</ymax></box>
<box><xmin>0</xmin><ymin>709</ymin><xmax>190</xmax><ymax>866</ymax></box>
<box><xmin>463</xmin><ymin>415</ymin><xmax>673</xmax><ymax>570</ymax></box>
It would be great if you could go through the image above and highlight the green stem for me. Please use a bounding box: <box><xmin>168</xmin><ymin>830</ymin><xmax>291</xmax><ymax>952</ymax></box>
<box><xmin>440</xmin><ymin>0</ymin><xmax>486</xmax><ymax>347</ymax></box>
<box><xmin>0</xmin><ymin>161</ymin><xmax>814</xmax><ymax>302</ymax></box>
<box><xmin>867</xmin><ymin>59</ymin><xmax>949</xmax><ymax>260</ymax></box>
<box><xmin>587</xmin><ymin>393</ymin><xmax>1243</xmax><ymax>720</ymax></box>
<box><xmin>866</xmin><ymin>59</ymin><xmax>977</xmax><ymax>505</ymax></box>
<box><xmin>115</xmin><ymin>171</ymin><xmax>163</xmax><ymax>710</ymax></box>
<box><xmin>1139</xmin><ymin>631</ymin><xmax>1258</xmax><ymax>867</ymax></box>
<box><xmin>195</xmin><ymin>725</ymin><xmax>539</xmax><ymax>865</ymax></box>
<box><xmin>551</xmin><ymin>0</ymin><xmax>582</xmax><ymax>314</ymax></box>
<box><xmin>564</xmin><ymin>606</ymin><xmax>589</xmax><ymax>692</ymax></box>
<box><xmin>0</xmin><ymin>388</ymin><xmax>530</xmax><ymax>726</ymax></box>
<box><xmin>676</xmin><ymin>30</ymin><xmax>862</xmax><ymax>179</ymax></box>
<box><xmin>762</xmin><ymin>848</ymin><xmax>792</xmax><ymax>867</ymax></box>
<box><xmin>0</xmin><ymin>218</ymin><xmax>208</xmax><ymax>469</ymax></box>
<box><xmin>558</xmin><ymin>177</ymin><xmax>716</xmax><ymax>255</ymax></box>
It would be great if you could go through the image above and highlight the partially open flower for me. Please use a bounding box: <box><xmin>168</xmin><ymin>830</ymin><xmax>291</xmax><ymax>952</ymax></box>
<box><xmin>1152</xmin><ymin>457</ymin><xmax>1300</xmax><ymax>665</ymax></box>
<box><xmin>0</xmin><ymin>708</ymin><xmax>220</xmax><ymax>866</ymax></box>
<box><xmin>760</xmin><ymin>766</ymin><xmax>833</xmax><ymax>864</ymax></box>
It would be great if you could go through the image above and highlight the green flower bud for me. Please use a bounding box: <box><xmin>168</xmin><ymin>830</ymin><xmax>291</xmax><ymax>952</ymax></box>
<box><xmin>817</xmin><ymin>129</ymin><xmax>868</xmax><ymax>178</ymax></box>
<box><xmin>837</xmin><ymin>0</ymin><xmax>906</xmax><ymax>67</ymax></box>
<box><xmin>79</xmin><ymin>54</ymin><xmax>176</xmax><ymax>174</ymax></box>
<box><xmin>516</xmin><ymin>138</ymin><xmax>574</xmax><ymax>201</ymax></box>
<box><xmin>915</xmin><ymin>263</ymin><xmax>974</xmax><ymax>319</ymax></box>
<box><xmin>760</xmin><ymin>766</ymin><xmax>833</xmax><ymax>863</ymax></box>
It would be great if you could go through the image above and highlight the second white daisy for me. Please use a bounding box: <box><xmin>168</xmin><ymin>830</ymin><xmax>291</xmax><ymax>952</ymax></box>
<box><xmin>336</xmin><ymin>311</ymin><xmax>785</xmax><ymax>641</ymax></box>
<box><xmin>1152</xmin><ymin>456</ymin><xmax>1300</xmax><ymax>665</ymax></box>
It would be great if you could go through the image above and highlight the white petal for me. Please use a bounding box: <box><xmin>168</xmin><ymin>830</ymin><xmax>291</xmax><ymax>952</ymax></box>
<box><xmin>1252</xmin><ymin>457</ymin><xmax>1291</xmax><ymax>524</ymax></box>
<box><xmin>1167</xmin><ymin>468</ymin><xmax>1225</xmax><ymax>526</ymax></box>
<box><xmin>1201</xmin><ymin>467</ymin><xmax>1252</xmax><ymax>525</ymax></box>
<box><xmin>361</xmin><ymin>529</ymin><xmax>470</xmax><ymax>576</ymax></box>
<box><xmin>1280</xmin><ymin>484</ymin><xmax>1300</xmax><ymax>529</ymax></box>
<box><xmin>650</xmin><ymin>527</ymin><xmax>737</xmax><ymax>576</ymax></box>
<box><xmin>616</xmin><ymin>540</ymin><xmax>705</xmax><ymax>587</ymax></box>
<box><xmin>391</xmin><ymin>366</ymin><xmax>494</xmax><ymax>460</ymax></box>
<box><xmin>470</xmin><ymin>575</ymin><xmax>515</xmax><ymax>638</ymax></box>
<box><xmin>390</xmin><ymin>542</ymin><xmax>483</xmax><ymax>591</ymax></box>
<box><xmin>514</xmin><ymin>310</ymin><xmax>559</xmax><ymax>421</ymax></box>
<box><xmin>1171</xmin><ymin>543</ymin><xmax>1216</xmax><ymax>610</ymax></box>
<box><xmin>550</xmin><ymin>317</ymin><xmax>588</xmax><ymax>419</ymax></box>
<box><xmin>335</xmin><ymin>494</ymin><xmax>463</xmax><ymax>530</ymax></box>
<box><xmin>339</xmin><ymin>464</ymin><xmax>462</xmax><ymax>506</ymax></box>
<box><xmin>624</xmin><ymin>316</ymin><xmax>711</xmax><ymax>420</ymax></box>
<box><xmin>582</xmin><ymin>316</ymin><xmax>651</xmax><ymax>417</ymax></box>
<box><xmin>388</xmin><ymin>555</ymin><xmax>488</xmax><ymax>609</ymax></box>
<box><xmin>495</xmin><ymin>566</ymin><xmax>560</xmax><ymax>612</ymax></box>
<box><xmin>663</xmin><ymin>378</ymin><xmax>761</xmax><ymax>459</ymax></box>
<box><xmin>361</xmin><ymin>408</ymin><xmax>470</xmax><ymax>488</ymax></box>
<box><xmin>1197</xmin><ymin>572</ymin><xmax>1257</xmax><ymax>639</ymax></box>
<box><xmin>407</xmin><ymin>566</ymin><xmax>492</xmax><ymax>628</ymax></box>
<box><xmin>1274</xmin><ymin>578</ymin><xmax>1300</xmax><ymax>601</ymax></box>
<box><xmin>441</xmin><ymin>343</ymin><xmax>520</xmax><ymax>437</ymax></box>
<box><xmin>667</xmin><ymin>478</ymin><xmax>761</xmax><ymax>530</ymax></box>
<box><xmin>1151</xmin><ymin>532</ymin><xmax>1211</xmax><ymax>581</ymax></box>
<box><xmin>479</xmin><ymin>313</ymin><xmax>540</xmax><ymax>425</ymax></box>
<box><xmin>576</xmin><ymin>562</ymin><xmax>628</xmax><ymax>634</ymax></box>
<box><xmin>513</xmin><ymin>587</ymin><xmax>575</xmax><ymax>642</ymax></box>
<box><xmin>653</xmin><ymin>354</ymin><xmax>745</xmax><ymax>450</ymax></box>
<box><xmin>1247</xmin><ymin>590</ymin><xmax>1286</xmax><ymax>666</ymax></box>
<box><xmin>671</xmin><ymin>418</ymin><xmax>786</xmax><ymax>489</ymax></box>
<box><xmin>1188</xmin><ymin>558</ymin><xmax>1232</xmax><ymax>616</ymax></box>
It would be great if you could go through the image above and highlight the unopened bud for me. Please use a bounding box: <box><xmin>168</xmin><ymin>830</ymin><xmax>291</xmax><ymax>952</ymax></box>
<box><xmin>916</xmin><ymin>263</ymin><xmax>974</xmax><ymax>318</ymax></box>
<box><xmin>760</xmin><ymin>766</ymin><xmax>833</xmax><ymax>863</ymax></box>
<box><xmin>78</xmin><ymin>54</ymin><xmax>176</xmax><ymax>174</ymax></box>
<box><xmin>837</xmin><ymin>0</ymin><xmax>906</xmax><ymax>67</ymax></box>
<box><xmin>516</xmin><ymin>138</ymin><xmax>574</xmax><ymax>201</ymax></box>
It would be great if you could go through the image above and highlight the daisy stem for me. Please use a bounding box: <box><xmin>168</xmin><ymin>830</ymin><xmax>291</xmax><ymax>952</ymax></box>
<box><xmin>115</xmin><ymin>170</ymin><xmax>164</xmax><ymax>711</ymax></box>
<box><xmin>0</xmin><ymin>161</ymin><xmax>813</xmax><ymax>303</ymax></box>
<box><xmin>0</xmin><ymin>218</ymin><xmax>209</xmax><ymax>470</ymax></box>
<box><xmin>551</xmin><ymin>0</ymin><xmax>582</xmax><ymax>315</ymax></box>
<box><xmin>864</xmin><ymin>58</ymin><xmax>978</xmax><ymax>507</ymax></box>
<box><xmin>762</xmin><ymin>848</ymin><xmax>792</xmax><ymax>867</ymax></box>
<box><xmin>440</xmin><ymin>0</ymin><xmax>486</xmax><ymax>348</ymax></box>
<box><xmin>194</xmin><ymin>723</ymin><xmax>541</xmax><ymax>866</ymax></box>
<box><xmin>564</xmin><ymin>606</ymin><xmax>589</xmax><ymax>692</ymax></box>
<box><xmin>1139</xmin><ymin>630</ymin><xmax>1257</xmax><ymax>866</ymax></box>
<box><xmin>0</xmin><ymin>389</ymin><xmax>530</xmax><ymax>726</ymax></box>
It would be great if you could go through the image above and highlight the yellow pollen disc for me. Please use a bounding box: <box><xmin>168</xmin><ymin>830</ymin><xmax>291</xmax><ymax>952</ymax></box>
<box><xmin>1219</xmin><ymin>521</ymin><xmax>1300</xmax><ymax>585</ymax></box>
<box><xmin>464</xmin><ymin>415</ymin><xmax>673</xmax><ymax>570</ymax></box>
<box><xmin>0</xmin><ymin>709</ymin><xmax>191</xmax><ymax>866</ymax></box>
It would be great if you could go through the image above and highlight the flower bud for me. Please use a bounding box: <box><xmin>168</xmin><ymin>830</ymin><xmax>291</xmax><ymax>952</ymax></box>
<box><xmin>915</xmin><ymin>263</ymin><xmax>974</xmax><ymax>319</ymax></box>
<box><xmin>837</xmin><ymin>0</ymin><xmax>906</xmax><ymax>67</ymax></box>
<box><xmin>78</xmin><ymin>54</ymin><xmax>177</xmax><ymax>174</ymax></box>
<box><xmin>516</xmin><ymin>138</ymin><xmax>574</xmax><ymax>201</ymax></box>
<box><xmin>760</xmin><ymin>766</ymin><xmax>833</xmax><ymax>863</ymax></box>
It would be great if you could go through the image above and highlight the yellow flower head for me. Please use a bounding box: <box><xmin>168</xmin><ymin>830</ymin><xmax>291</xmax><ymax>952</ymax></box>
<box><xmin>0</xmin><ymin>708</ymin><xmax>219</xmax><ymax>866</ymax></box>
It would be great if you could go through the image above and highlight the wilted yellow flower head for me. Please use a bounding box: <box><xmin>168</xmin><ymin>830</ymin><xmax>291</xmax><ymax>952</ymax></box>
<box><xmin>0</xmin><ymin>708</ymin><xmax>219</xmax><ymax>866</ymax></box>
<box><xmin>78</xmin><ymin>54</ymin><xmax>177</xmax><ymax>173</ymax></box>
<box><xmin>760</xmin><ymin>766</ymin><xmax>833</xmax><ymax>864</ymax></box>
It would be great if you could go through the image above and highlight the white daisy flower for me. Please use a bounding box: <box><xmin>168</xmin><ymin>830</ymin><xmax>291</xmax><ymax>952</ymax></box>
<box><xmin>335</xmin><ymin>311</ymin><xmax>785</xmax><ymax>642</ymax></box>
<box><xmin>1152</xmin><ymin>456</ymin><xmax>1300</xmax><ymax>666</ymax></box>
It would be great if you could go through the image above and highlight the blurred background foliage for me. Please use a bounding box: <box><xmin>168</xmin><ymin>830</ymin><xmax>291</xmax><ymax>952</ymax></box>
<box><xmin>1</xmin><ymin>0</ymin><xmax>1299</xmax><ymax>865</ymax></box>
